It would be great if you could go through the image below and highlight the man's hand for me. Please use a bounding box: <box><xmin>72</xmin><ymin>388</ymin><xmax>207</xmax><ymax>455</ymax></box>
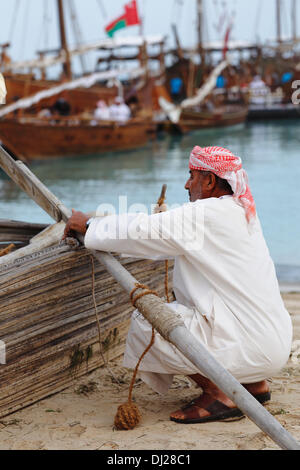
<box><xmin>153</xmin><ymin>203</ymin><xmax>168</xmax><ymax>214</ymax></box>
<box><xmin>62</xmin><ymin>209</ymin><xmax>90</xmax><ymax>240</ymax></box>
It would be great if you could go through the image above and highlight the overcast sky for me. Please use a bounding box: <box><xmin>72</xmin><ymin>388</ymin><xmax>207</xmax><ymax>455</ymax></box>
<box><xmin>0</xmin><ymin>0</ymin><xmax>298</xmax><ymax>66</ymax></box>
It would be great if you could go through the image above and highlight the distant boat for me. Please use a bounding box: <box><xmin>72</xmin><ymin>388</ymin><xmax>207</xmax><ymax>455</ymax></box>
<box><xmin>170</xmin><ymin>104</ymin><xmax>248</xmax><ymax>134</ymax></box>
<box><xmin>0</xmin><ymin>1</ymin><xmax>164</xmax><ymax>159</ymax></box>
<box><xmin>0</xmin><ymin>115</ymin><xmax>156</xmax><ymax>161</ymax></box>
<box><xmin>157</xmin><ymin>58</ymin><xmax>248</xmax><ymax>134</ymax></box>
<box><xmin>247</xmin><ymin>102</ymin><xmax>300</xmax><ymax>120</ymax></box>
<box><xmin>247</xmin><ymin>75</ymin><xmax>300</xmax><ymax>120</ymax></box>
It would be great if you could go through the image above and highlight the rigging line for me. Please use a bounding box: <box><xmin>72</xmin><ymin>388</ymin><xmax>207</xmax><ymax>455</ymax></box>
<box><xmin>8</xmin><ymin>0</ymin><xmax>21</xmax><ymax>43</ymax></box>
<box><xmin>44</xmin><ymin>0</ymin><xmax>50</xmax><ymax>51</ymax></box>
<box><xmin>96</xmin><ymin>0</ymin><xmax>108</xmax><ymax>19</ymax></box>
<box><xmin>36</xmin><ymin>0</ymin><xmax>50</xmax><ymax>53</ymax></box>
<box><xmin>170</xmin><ymin>0</ymin><xmax>177</xmax><ymax>24</ymax></box>
<box><xmin>175</xmin><ymin>0</ymin><xmax>184</xmax><ymax>28</ymax></box>
<box><xmin>138</xmin><ymin>0</ymin><xmax>147</xmax><ymax>36</ymax></box>
<box><xmin>254</xmin><ymin>0</ymin><xmax>263</xmax><ymax>41</ymax></box>
<box><xmin>67</xmin><ymin>0</ymin><xmax>88</xmax><ymax>74</ymax></box>
<box><xmin>202</xmin><ymin>0</ymin><xmax>209</xmax><ymax>44</ymax></box>
<box><xmin>19</xmin><ymin>0</ymin><xmax>30</xmax><ymax>62</ymax></box>
<box><xmin>280</xmin><ymin>0</ymin><xmax>289</xmax><ymax>40</ymax></box>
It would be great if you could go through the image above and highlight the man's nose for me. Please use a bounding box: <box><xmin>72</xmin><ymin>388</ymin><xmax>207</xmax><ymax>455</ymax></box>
<box><xmin>184</xmin><ymin>180</ymin><xmax>189</xmax><ymax>190</ymax></box>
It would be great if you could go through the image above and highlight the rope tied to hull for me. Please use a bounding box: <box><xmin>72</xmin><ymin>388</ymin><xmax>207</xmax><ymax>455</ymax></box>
<box><xmin>0</xmin><ymin>244</ymin><xmax>15</xmax><ymax>257</ymax></box>
<box><xmin>114</xmin><ymin>283</ymin><xmax>159</xmax><ymax>430</ymax></box>
<box><xmin>114</xmin><ymin>184</ymin><xmax>171</xmax><ymax>430</ymax></box>
<box><xmin>115</xmin><ymin>276</ymin><xmax>171</xmax><ymax>430</ymax></box>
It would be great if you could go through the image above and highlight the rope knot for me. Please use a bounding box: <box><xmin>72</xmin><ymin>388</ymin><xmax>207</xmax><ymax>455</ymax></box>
<box><xmin>130</xmin><ymin>283</ymin><xmax>160</xmax><ymax>308</ymax></box>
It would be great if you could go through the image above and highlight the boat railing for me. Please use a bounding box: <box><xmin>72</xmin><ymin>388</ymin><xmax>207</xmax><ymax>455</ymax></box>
<box><xmin>1</xmin><ymin>114</ymin><xmax>153</xmax><ymax>128</ymax></box>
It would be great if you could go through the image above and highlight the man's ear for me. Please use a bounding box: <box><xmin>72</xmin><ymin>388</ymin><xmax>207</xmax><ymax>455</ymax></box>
<box><xmin>207</xmin><ymin>172</ymin><xmax>217</xmax><ymax>189</ymax></box>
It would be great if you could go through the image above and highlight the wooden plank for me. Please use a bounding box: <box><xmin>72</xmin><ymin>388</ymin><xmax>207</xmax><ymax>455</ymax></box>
<box><xmin>0</xmin><ymin>146</ymin><xmax>68</xmax><ymax>221</ymax></box>
<box><xmin>0</xmin><ymin>238</ymin><xmax>173</xmax><ymax>417</ymax></box>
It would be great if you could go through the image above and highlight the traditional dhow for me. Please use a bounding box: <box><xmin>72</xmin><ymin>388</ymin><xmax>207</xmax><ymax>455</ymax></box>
<box><xmin>0</xmin><ymin>116</ymin><xmax>156</xmax><ymax>161</ymax></box>
<box><xmin>167</xmin><ymin>104</ymin><xmax>248</xmax><ymax>134</ymax></box>
<box><xmin>0</xmin><ymin>219</ymin><xmax>173</xmax><ymax>418</ymax></box>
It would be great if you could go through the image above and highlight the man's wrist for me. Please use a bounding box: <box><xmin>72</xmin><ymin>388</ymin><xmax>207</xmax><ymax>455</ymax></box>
<box><xmin>85</xmin><ymin>217</ymin><xmax>94</xmax><ymax>232</ymax></box>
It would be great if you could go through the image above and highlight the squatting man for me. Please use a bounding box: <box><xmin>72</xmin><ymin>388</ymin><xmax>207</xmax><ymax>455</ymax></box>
<box><xmin>63</xmin><ymin>146</ymin><xmax>292</xmax><ymax>424</ymax></box>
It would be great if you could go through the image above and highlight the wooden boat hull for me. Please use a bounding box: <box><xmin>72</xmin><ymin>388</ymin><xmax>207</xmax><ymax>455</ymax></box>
<box><xmin>0</xmin><ymin>118</ymin><xmax>156</xmax><ymax>161</ymax></box>
<box><xmin>247</xmin><ymin>103</ymin><xmax>300</xmax><ymax>120</ymax></box>
<box><xmin>176</xmin><ymin>105</ymin><xmax>248</xmax><ymax>133</ymax></box>
<box><xmin>0</xmin><ymin>222</ymin><xmax>173</xmax><ymax>418</ymax></box>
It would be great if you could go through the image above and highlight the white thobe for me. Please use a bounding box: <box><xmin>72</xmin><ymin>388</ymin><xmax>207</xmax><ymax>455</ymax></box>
<box><xmin>85</xmin><ymin>197</ymin><xmax>293</xmax><ymax>394</ymax></box>
<box><xmin>94</xmin><ymin>107</ymin><xmax>111</xmax><ymax>120</ymax></box>
<box><xmin>109</xmin><ymin>104</ymin><xmax>131</xmax><ymax>123</ymax></box>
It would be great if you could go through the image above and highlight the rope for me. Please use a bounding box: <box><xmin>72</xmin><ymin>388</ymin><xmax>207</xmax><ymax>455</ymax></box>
<box><xmin>96</xmin><ymin>0</ymin><xmax>108</xmax><ymax>19</ymax></box>
<box><xmin>165</xmin><ymin>260</ymin><xmax>171</xmax><ymax>303</ymax></box>
<box><xmin>130</xmin><ymin>282</ymin><xmax>160</xmax><ymax>307</ymax></box>
<box><xmin>115</xmin><ymin>283</ymin><xmax>158</xmax><ymax>430</ymax></box>
<box><xmin>0</xmin><ymin>244</ymin><xmax>15</xmax><ymax>258</ymax></box>
<box><xmin>68</xmin><ymin>0</ymin><xmax>88</xmax><ymax>74</ymax></box>
<box><xmin>19</xmin><ymin>0</ymin><xmax>30</xmax><ymax>61</ymax></box>
<box><xmin>115</xmin><ymin>266</ymin><xmax>171</xmax><ymax>430</ymax></box>
<box><xmin>115</xmin><ymin>184</ymin><xmax>170</xmax><ymax>430</ymax></box>
<box><xmin>8</xmin><ymin>0</ymin><xmax>21</xmax><ymax>44</ymax></box>
<box><xmin>90</xmin><ymin>256</ymin><xmax>121</xmax><ymax>386</ymax></box>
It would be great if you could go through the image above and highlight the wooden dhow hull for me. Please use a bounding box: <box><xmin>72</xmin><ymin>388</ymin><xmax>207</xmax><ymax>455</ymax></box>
<box><xmin>0</xmin><ymin>118</ymin><xmax>156</xmax><ymax>161</ymax></box>
<box><xmin>247</xmin><ymin>103</ymin><xmax>300</xmax><ymax>120</ymax></box>
<box><xmin>0</xmin><ymin>221</ymin><xmax>173</xmax><ymax>418</ymax></box>
<box><xmin>175</xmin><ymin>105</ymin><xmax>248</xmax><ymax>133</ymax></box>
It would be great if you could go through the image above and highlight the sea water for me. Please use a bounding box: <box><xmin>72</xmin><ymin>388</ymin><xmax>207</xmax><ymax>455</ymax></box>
<box><xmin>0</xmin><ymin>119</ymin><xmax>299</xmax><ymax>282</ymax></box>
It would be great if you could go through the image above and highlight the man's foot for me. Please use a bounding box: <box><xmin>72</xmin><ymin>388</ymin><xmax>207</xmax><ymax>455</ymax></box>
<box><xmin>243</xmin><ymin>380</ymin><xmax>271</xmax><ymax>404</ymax></box>
<box><xmin>169</xmin><ymin>379</ymin><xmax>271</xmax><ymax>424</ymax></box>
<box><xmin>170</xmin><ymin>392</ymin><xmax>244</xmax><ymax>424</ymax></box>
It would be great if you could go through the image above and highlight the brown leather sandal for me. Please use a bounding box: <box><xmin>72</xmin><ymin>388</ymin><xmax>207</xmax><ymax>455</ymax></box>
<box><xmin>170</xmin><ymin>399</ymin><xmax>245</xmax><ymax>424</ymax></box>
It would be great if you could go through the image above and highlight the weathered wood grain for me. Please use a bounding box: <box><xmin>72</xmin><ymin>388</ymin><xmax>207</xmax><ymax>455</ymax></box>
<box><xmin>0</xmin><ymin>232</ymin><xmax>173</xmax><ymax>419</ymax></box>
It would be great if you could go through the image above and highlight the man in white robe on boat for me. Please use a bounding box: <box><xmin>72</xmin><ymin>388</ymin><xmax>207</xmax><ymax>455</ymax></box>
<box><xmin>63</xmin><ymin>145</ymin><xmax>292</xmax><ymax>424</ymax></box>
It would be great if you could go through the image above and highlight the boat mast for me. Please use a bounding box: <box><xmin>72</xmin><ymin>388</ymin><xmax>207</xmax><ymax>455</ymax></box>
<box><xmin>57</xmin><ymin>0</ymin><xmax>72</xmax><ymax>80</ymax></box>
<box><xmin>276</xmin><ymin>0</ymin><xmax>282</xmax><ymax>44</ymax></box>
<box><xmin>197</xmin><ymin>0</ymin><xmax>205</xmax><ymax>64</ymax></box>
<box><xmin>291</xmin><ymin>0</ymin><xmax>297</xmax><ymax>41</ymax></box>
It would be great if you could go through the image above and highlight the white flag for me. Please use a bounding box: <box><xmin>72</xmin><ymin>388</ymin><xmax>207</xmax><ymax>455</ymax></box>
<box><xmin>0</xmin><ymin>73</ymin><xmax>7</xmax><ymax>105</ymax></box>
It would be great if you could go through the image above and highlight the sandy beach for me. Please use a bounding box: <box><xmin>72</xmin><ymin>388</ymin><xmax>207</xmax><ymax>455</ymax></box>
<box><xmin>0</xmin><ymin>290</ymin><xmax>299</xmax><ymax>451</ymax></box>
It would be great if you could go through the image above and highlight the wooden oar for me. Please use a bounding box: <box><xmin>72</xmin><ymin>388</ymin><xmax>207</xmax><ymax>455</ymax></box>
<box><xmin>0</xmin><ymin>145</ymin><xmax>299</xmax><ymax>450</ymax></box>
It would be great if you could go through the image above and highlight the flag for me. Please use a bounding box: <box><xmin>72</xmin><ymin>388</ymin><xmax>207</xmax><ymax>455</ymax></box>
<box><xmin>222</xmin><ymin>22</ymin><xmax>233</xmax><ymax>59</ymax></box>
<box><xmin>105</xmin><ymin>1</ymin><xmax>141</xmax><ymax>38</ymax></box>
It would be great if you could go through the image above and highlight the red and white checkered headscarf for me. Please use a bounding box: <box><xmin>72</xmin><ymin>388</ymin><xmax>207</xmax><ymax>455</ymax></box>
<box><xmin>189</xmin><ymin>146</ymin><xmax>256</xmax><ymax>224</ymax></box>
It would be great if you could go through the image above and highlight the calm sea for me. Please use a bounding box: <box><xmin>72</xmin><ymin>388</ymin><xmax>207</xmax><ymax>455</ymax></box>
<box><xmin>1</xmin><ymin>119</ymin><xmax>299</xmax><ymax>282</ymax></box>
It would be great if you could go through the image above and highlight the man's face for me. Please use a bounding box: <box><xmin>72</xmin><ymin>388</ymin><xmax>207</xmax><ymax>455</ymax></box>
<box><xmin>185</xmin><ymin>170</ymin><xmax>207</xmax><ymax>202</ymax></box>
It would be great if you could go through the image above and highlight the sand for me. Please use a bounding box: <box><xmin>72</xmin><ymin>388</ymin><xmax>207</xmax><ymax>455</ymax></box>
<box><xmin>0</xmin><ymin>291</ymin><xmax>299</xmax><ymax>451</ymax></box>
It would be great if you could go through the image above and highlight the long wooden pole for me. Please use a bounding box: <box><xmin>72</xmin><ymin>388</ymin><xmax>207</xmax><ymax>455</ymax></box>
<box><xmin>0</xmin><ymin>146</ymin><xmax>300</xmax><ymax>450</ymax></box>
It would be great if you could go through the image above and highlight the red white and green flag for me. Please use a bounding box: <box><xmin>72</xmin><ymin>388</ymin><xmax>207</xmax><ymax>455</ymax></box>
<box><xmin>105</xmin><ymin>1</ymin><xmax>141</xmax><ymax>38</ymax></box>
